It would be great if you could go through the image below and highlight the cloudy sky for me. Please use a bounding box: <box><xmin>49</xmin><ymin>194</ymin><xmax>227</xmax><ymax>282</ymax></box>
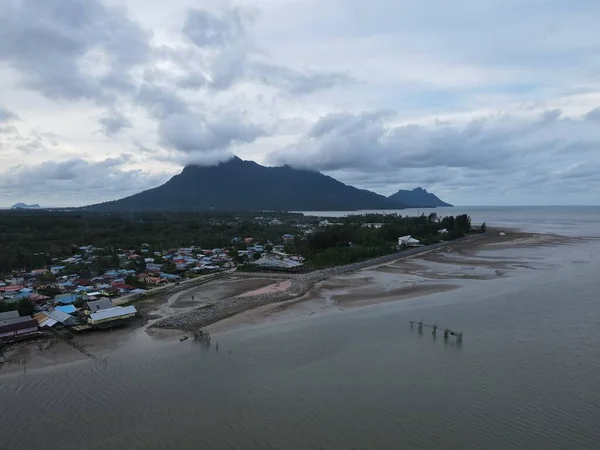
<box><xmin>1</xmin><ymin>0</ymin><xmax>599</xmax><ymax>207</ymax></box>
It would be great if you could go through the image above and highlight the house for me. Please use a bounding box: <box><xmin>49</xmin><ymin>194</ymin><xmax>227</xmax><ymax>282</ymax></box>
<box><xmin>0</xmin><ymin>316</ymin><xmax>39</xmax><ymax>339</ymax></box>
<box><xmin>43</xmin><ymin>309</ymin><xmax>78</xmax><ymax>327</ymax></box>
<box><xmin>160</xmin><ymin>273</ymin><xmax>181</xmax><ymax>281</ymax></box>
<box><xmin>131</xmin><ymin>288</ymin><xmax>147</xmax><ymax>295</ymax></box>
<box><xmin>55</xmin><ymin>305</ymin><xmax>77</xmax><ymax>314</ymax></box>
<box><xmin>28</xmin><ymin>293</ymin><xmax>51</xmax><ymax>303</ymax></box>
<box><xmin>50</xmin><ymin>266</ymin><xmax>66</xmax><ymax>274</ymax></box>
<box><xmin>112</xmin><ymin>283</ymin><xmax>135</xmax><ymax>293</ymax></box>
<box><xmin>33</xmin><ymin>312</ymin><xmax>58</xmax><ymax>328</ymax></box>
<box><xmin>0</xmin><ymin>311</ymin><xmax>20</xmax><ymax>321</ymax></box>
<box><xmin>55</xmin><ymin>293</ymin><xmax>81</xmax><ymax>305</ymax></box>
<box><xmin>85</xmin><ymin>298</ymin><xmax>115</xmax><ymax>313</ymax></box>
<box><xmin>282</xmin><ymin>234</ymin><xmax>295</xmax><ymax>241</ymax></box>
<box><xmin>251</xmin><ymin>257</ymin><xmax>304</xmax><ymax>270</ymax></box>
<box><xmin>398</xmin><ymin>235</ymin><xmax>421</xmax><ymax>247</ymax></box>
<box><xmin>146</xmin><ymin>276</ymin><xmax>167</xmax><ymax>285</ymax></box>
<box><xmin>438</xmin><ymin>228</ymin><xmax>448</xmax><ymax>234</ymax></box>
<box><xmin>88</xmin><ymin>306</ymin><xmax>137</xmax><ymax>328</ymax></box>
<box><xmin>31</xmin><ymin>268</ymin><xmax>50</xmax><ymax>276</ymax></box>
<box><xmin>10</xmin><ymin>276</ymin><xmax>24</xmax><ymax>285</ymax></box>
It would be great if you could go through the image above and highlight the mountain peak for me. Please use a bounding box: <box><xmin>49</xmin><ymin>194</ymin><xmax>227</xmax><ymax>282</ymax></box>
<box><xmin>85</xmin><ymin>158</ymin><xmax>401</xmax><ymax>212</ymax></box>
<box><xmin>388</xmin><ymin>187</ymin><xmax>452</xmax><ymax>208</ymax></box>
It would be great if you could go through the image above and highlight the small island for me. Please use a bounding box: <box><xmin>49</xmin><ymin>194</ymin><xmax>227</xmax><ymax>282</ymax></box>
<box><xmin>11</xmin><ymin>203</ymin><xmax>41</xmax><ymax>209</ymax></box>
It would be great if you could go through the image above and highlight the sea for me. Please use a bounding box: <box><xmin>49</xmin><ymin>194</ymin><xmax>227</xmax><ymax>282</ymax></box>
<box><xmin>2</xmin><ymin>206</ymin><xmax>600</xmax><ymax>450</ymax></box>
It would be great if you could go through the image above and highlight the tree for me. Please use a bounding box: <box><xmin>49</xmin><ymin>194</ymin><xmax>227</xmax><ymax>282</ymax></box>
<box><xmin>161</xmin><ymin>261</ymin><xmax>176</xmax><ymax>273</ymax></box>
<box><xmin>73</xmin><ymin>298</ymin><xmax>85</xmax><ymax>308</ymax></box>
<box><xmin>17</xmin><ymin>298</ymin><xmax>35</xmax><ymax>316</ymax></box>
<box><xmin>480</xmin><ymin>222</ymin><xmax>487</xmax><ymax>232</ymax></box>
<box><xmin>265</xmin><ymin>244</ymin><xmax>273</xmax><ymax>253</ymax></box>
<box><xmin>252</xmin><ymin>252</ymin><xmax>262</xmax><ymax>260</ymax></box>
<box><xmin>0</xmin><ymin>301</ymin><xmax>18</xmax><ymax>313</ymax></box>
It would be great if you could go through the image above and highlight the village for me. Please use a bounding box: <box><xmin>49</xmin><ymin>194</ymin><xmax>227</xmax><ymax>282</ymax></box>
<box><xmin>0</xmin><ymin>209</ymin><xmax>463</xmax><ymax>356</ymax></box>
<box><xmin>0</xmin><ymin>234</ymin><xmax>306</xmax><ymax>348</ymax></box>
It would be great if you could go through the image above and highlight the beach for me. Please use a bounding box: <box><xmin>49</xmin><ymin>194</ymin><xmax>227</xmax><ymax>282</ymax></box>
<box><xmin>0</xmin><ymin>228</ymin><xmax>576</xmax><ymax>374</ymax></box>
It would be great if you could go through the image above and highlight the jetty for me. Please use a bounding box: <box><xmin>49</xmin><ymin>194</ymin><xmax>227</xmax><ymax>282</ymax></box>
<box><xmin>410</xmin><ymin>320</ymin><xmax>463</xmax><ymax>343</ymax></box>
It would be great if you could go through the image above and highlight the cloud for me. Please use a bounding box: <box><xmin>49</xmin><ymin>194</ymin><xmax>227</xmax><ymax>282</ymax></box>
<box><xmin>180</xmin><ymin>6</ymin><xmax>352</xmax><ymax>94</ymax></box>
<box><xmin>0</xmin><ymin>106</ymin><xmax>18</xmax><ymax>122</ymax></box>
<box><xmin>183</xmin><ymin>7</ymin><xmax>248</xmax><ymax>48</ymax></box>
<box><xmin>0</xmin><ymin>0</ymin><xmax>151</xmax><ymax>103</ymax></box>
<box><xmin>0</xmin><ymin>156</ymin><xmax>171</xmax><ymax>206</ymax></box>
<box><xmin>268</xmin><ymin>108</ymin><xmax>600</xmax><ymax>201</ymax></box>
<box><xmin>99</xmin><ymin>111</ymin><xmax>132</xmax><ymax>136</ymax></box>
<box><xmin>136</xmin><ymin>84</ymin><xmax>190</xmax><ymax>119</ymax></box>
<box><xmin>585</xmin><ymin>106</ymin><xmax>600</xmax><ymax>122</ymax></box>
<box><xmin>158</xmin><ymin>111</ymin><xmax>265</xmax><ymax>164</ymax></box>
<box><xmin>249</xmin><ymin>62</ymin><xmax>353</xmax><ymax>94</ymax></box>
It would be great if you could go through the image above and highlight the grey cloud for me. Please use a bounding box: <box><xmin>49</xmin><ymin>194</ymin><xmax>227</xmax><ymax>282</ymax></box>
<box><xmin>0</xmin><ymin>106</ymin><xmax>18</xmax><ymax>122</ymax></box>
<box><xmin>99</xmin><ymin>111</ymin><xmax>132</xmax><ymax>136</ymax></box>
<box><xmin>158</xmin><ymin>112</ymin><xmax>265</xmax><ymax>164</ymax></box>
<box><xmin>250</xmin><ymin>63</ymin><xmax>353</xmax><ymax>94</ymax></box>
<box><xmin>1</xmin><ymin>156</ymin><xmax>170</xmax><ymax>206</ymax></box>
<box><xmin>0</xmin><ymin>0</ymin><xmax>151</xmax><ymax>103</ymax></box>
<box><xmin>136</xmin><ymin>84</ymin><xmax>189</xmax><ymax>119</ymax></box>
<box><xmin>180</xmin><ymin>6</ymin><xmax>353</xmax><ymax>95</ymax></box>
<box><xmin>183</xmin><ymin>7</ymin><xmax>247</xmax><ymax>48</ymax></box>
<box><xmin>585</xmin><ymin>106</ymin><xmax>600</xmax><ymax>121</ymax></box>
<box><xmin>268</xmin><ymin>109</ymin><xmax>600</xmax><ymax>198</ymax></box>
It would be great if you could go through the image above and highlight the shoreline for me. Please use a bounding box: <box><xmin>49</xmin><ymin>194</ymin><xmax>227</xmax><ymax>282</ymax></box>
<box><xmin>149</xmin><ymin>230</ymin><xmax>533</xmax><ymax>331</ymax></box>
<box><xmin>0</xmin><ymin>229</ymin><xmax>577</xmax><ymax>375</ymax></box>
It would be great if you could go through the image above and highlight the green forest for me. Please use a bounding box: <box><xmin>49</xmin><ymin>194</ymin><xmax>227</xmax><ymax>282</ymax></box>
<box><xmin>0</xmin><ymin>210</ymin><xmax>477</xmax><ymax>274</ymax></box>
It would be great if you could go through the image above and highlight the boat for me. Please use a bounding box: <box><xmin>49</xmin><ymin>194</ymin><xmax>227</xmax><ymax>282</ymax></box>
<box><xmin>180</xmin><ymin>336</ymin><xmax>188</xmax><ymax>342</ymax></box>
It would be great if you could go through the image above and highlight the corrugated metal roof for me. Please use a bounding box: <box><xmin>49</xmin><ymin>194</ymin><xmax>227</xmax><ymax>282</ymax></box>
<box><xmin>86</xmin><ymin>298</ymin><xmax>115</xmax><ymax>312</ymax></box>
<box><xmin>1</xmin><ymin>316</ymin><xmax>33</xmax><ymax>326</ymax></box>
<box><xmin>55</xmin><ymin>305</ymin><xmax>77</xmax><ymax>314</ymax></box>
<box><xmin>0</xmin><ymin>310</ymin><xmax>19</xmax><ymax>320</ymax></box>
<box><xmin>43</xmin><ymin>309</ymin><xmax>72</xmax><ymax>324</ymax></box>
<box><xmin>89</xmin><ymin>306</ymin><xmax>137</xmax><ymax>322</ymax></box>
<box><xmin>34</xmin><ymin>312</ymin><xmax>58</xmax><ymax>328</ymax></box>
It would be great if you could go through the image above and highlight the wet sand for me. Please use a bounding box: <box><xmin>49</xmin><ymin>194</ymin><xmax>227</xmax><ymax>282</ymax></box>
<box><xmin>205</xmin><ymin>230</ymin><xmax>578</xmax><ymax>334</ymax></box>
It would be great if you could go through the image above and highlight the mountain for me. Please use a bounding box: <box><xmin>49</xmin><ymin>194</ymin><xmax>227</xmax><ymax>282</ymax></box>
<box><xmin>11</xmin><ymin>203</ymin><xmax>41</xmax><ymax>209</ymax></box>
<box><xmin>388</xmin><ymin>187</ymin><xmax>452</xmax><ymax>208</ymax></box>
<box><xmin>85</xmin><ymin>157</ymin><xmax>403</xmax><ymax>212</ymax></box>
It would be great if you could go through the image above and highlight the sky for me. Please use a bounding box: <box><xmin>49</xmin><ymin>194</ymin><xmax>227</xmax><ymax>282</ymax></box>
<box><xmin>1</xmin><ymin>0</ymin><xmax>600</xmax><ymax>207</ymax></box>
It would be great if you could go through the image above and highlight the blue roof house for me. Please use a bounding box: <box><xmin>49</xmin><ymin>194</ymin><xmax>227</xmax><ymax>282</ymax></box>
<box><xmin>55</xmin><ymin>293</ymin><xmax>81</xmax><ymax>305</ymax></box>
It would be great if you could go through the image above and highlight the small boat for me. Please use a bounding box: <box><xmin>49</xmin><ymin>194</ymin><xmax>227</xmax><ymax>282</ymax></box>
<box><xmin>180</xmin><ymin>336</ymin><xmax>189</xmax><ymax>342</ymax></box>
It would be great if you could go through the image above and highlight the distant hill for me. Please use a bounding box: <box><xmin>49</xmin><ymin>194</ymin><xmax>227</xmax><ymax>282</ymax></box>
<box><xmin>11</xmin><ymin>203</ymin><xmax>41</xmax><ymax>209</ymax></box>
<box><xmin>388</xmin><ymin>188</ymin><xmax>452</xmax><ymax>208</ymax></box>
<box><xmin>85</xmin><ymin>157</ymin><xmax>403</xmax><ymax>212</ymax></box>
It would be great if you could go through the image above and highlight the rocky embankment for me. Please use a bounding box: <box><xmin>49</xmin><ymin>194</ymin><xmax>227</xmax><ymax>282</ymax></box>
<box><xmin>152</xmin><ymin>235</ymin><xmax>484</xmax><ymax>331</ymax></box>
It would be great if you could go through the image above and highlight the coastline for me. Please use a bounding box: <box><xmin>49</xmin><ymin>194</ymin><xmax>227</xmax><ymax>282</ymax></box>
<box><xmin>150</xmin><ymin>233</ymin><xmax>489</xmax><ymax>331</ymax></box>
<box><xmin>0</xmin><ymin>229</ymin><xmax>577</xmax><ymax>375</ymax></box>
<box><xmin>150</xmin><ymin>229</ymin><xmax>572</xmax><ymax>332</ymax></box>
